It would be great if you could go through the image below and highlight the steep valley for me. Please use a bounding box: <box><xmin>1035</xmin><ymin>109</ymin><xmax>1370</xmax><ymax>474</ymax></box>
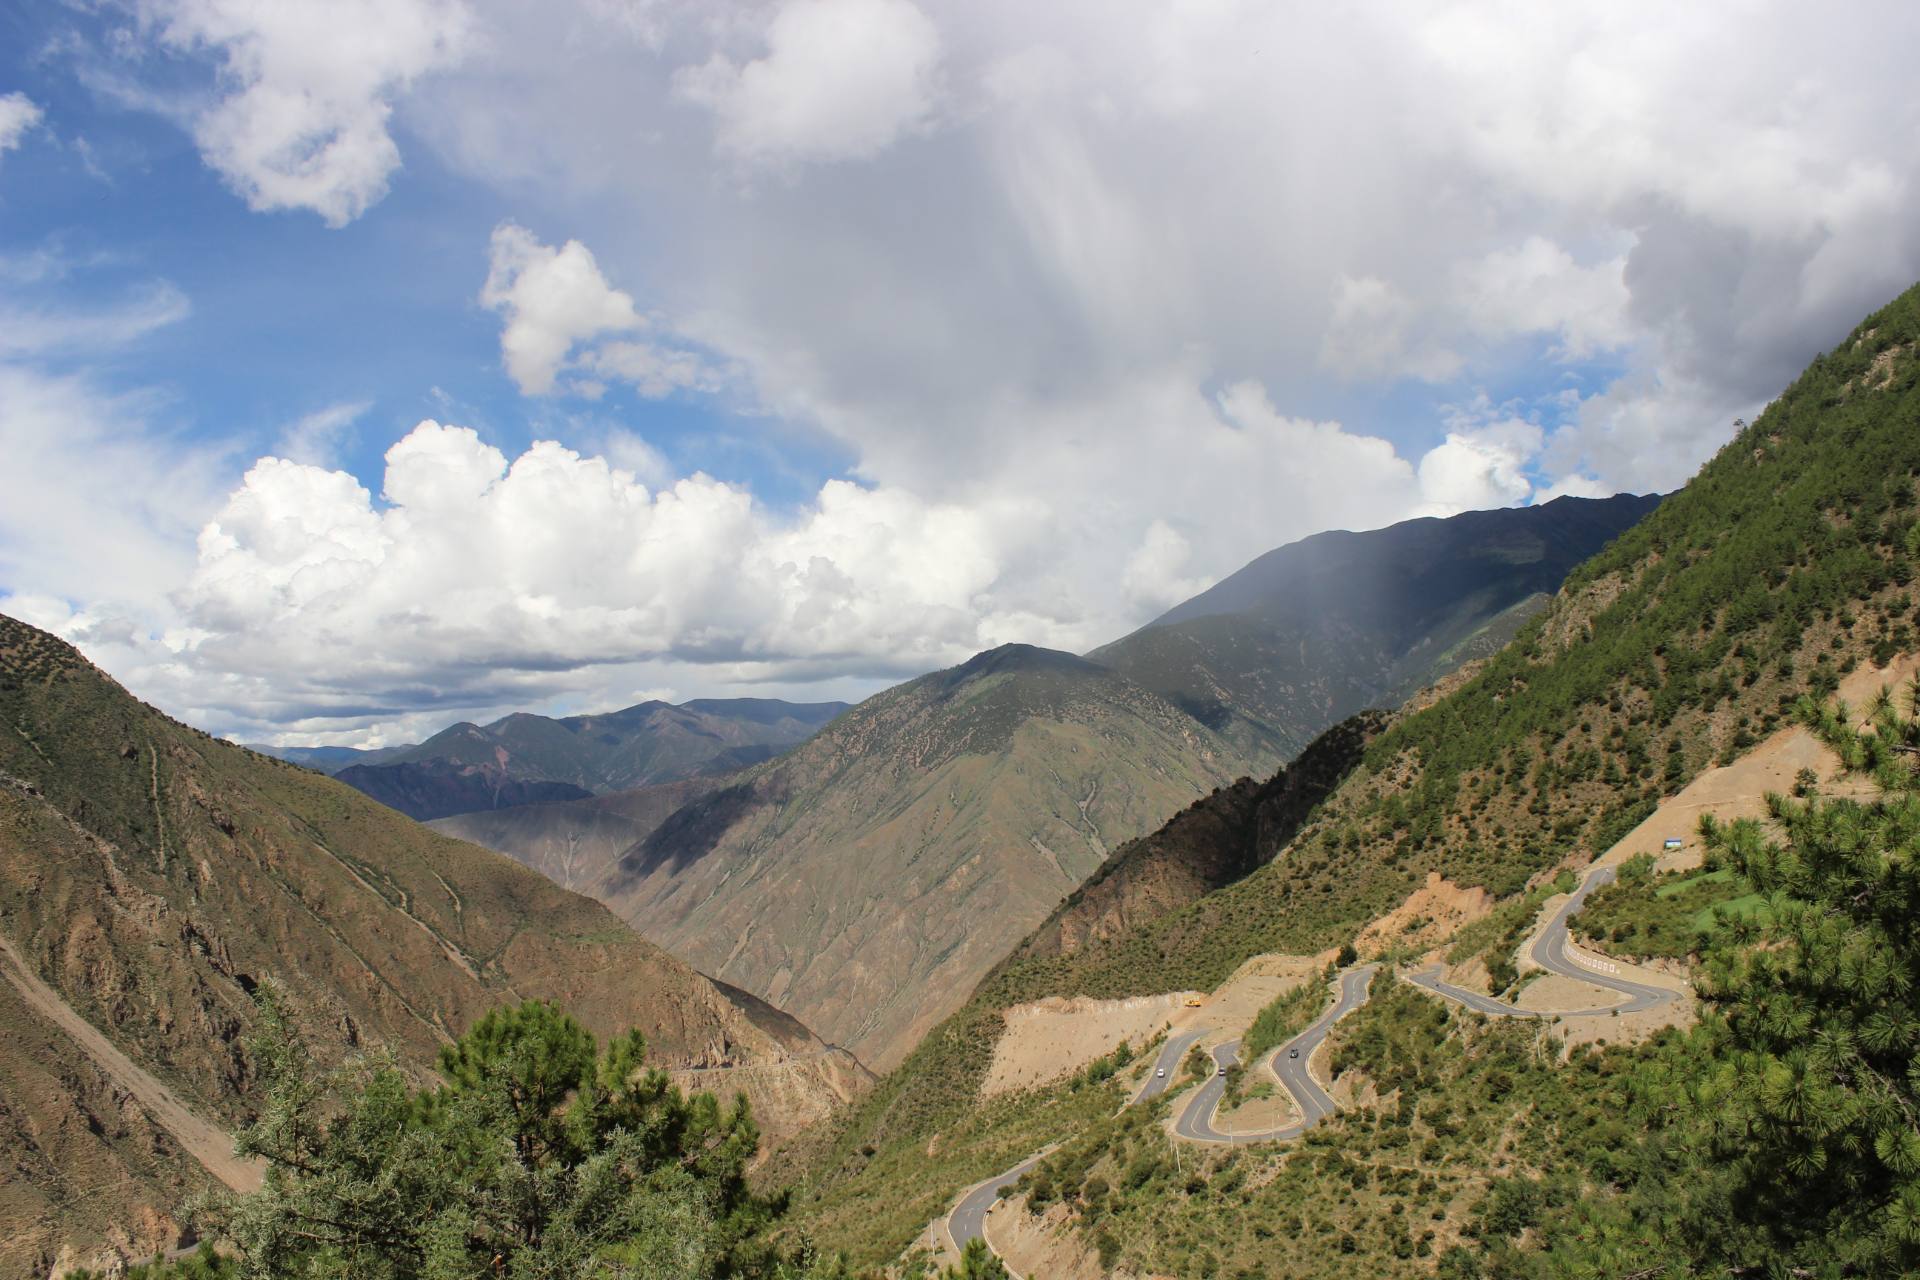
<box><xmin>468</xmin><ymin>502</ymin><xmax>1658</xmax><ymax>1080</ymax></box>
<box><xmin>593</xmin><ymin>645</ymin><xmax>1250</xmax><ymax>1071</ymax></box>
<box><xmin>0</xmin><ymin>615</ymin><xmax>867</xmax><ymax>1275</ymax></box>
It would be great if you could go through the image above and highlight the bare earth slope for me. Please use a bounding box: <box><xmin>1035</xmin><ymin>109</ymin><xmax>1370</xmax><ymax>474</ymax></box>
<box><xmin>595</xmin><ymin>644</ymin><xmax>1251</xmax><ymax>1070</ymax></box>
<box><xmin>427</xmin><ymin>776</ymin><xmax>724</xmax><ymax>891</ymax></box>
<box><xmin>0</xmin><ymin>613</ymin><xmax>867</xmax><ymax>1273</ymax></box>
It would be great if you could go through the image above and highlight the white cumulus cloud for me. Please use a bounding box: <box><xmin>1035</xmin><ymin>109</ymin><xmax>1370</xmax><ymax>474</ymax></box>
<box><xmin>481</xmin><ymin>223</ymin><xmax>723</xmax><ymax>398</ymax></box>
<box><xmin>144</xmin><ymin>0</ymin><xmax>472</xmax><ymax>226</ymax></box>
<box><xmin>167</xmin><ymin>420</ymin><xmax>1013</xmax><ymax>728</ymax></box>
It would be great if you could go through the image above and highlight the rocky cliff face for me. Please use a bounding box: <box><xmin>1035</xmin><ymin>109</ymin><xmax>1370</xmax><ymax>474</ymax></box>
<box><xmin>1012</xmin><ymin>710</ymin><xmax>1390</xmax><ymax>964</ymax></box>
<box><xmin>0</xmin><ymin>613</ymin><xmax>868</xmax><ymax>1275</ymax></box>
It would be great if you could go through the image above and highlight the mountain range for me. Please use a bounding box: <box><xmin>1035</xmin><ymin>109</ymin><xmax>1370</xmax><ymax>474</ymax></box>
<box><xmin>0</xmin><ymin>617</ymin><xmax>866</xmax><ymax>1273</ymax></box>
<box><xmin>1090</xmin><ymin>491</ymin><xmax>1662</xmax><ymax>768</ymax></box>
<box><xmin>261</xmin><ymin>697</ymin><xmax>849</xmax><ymax>822</ymax></box>
<box><xmin>10</xmin><ymin>275</ymin><xmax>1917</xmax><ymax>1280</ymax></box>
<box><xmin>442</xmin><ymin>494</ymin><xmax>1661</xmax><ymax>1072</ymax></box>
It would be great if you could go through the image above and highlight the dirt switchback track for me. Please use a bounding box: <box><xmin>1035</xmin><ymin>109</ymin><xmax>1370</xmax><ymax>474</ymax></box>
<box><xmin>0</xmin><ymin>932</ymin><xmax>263</xmax><ymax>1194</ymax></box>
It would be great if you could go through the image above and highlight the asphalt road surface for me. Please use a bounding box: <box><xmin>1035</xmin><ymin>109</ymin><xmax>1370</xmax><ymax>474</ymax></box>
<box><xmin>949</xmin><ymin>1026</ymin><xmax>1207</xmax><ymax>1250</ymax></box>
<box><xmin>1409</xmin><ymin>866</ymin><xmax>1674</xmax><ymax>1018</ymax></box>
<box><xmin>1132</xmin><ymin>1027</ymin><xmax>1205</xmax><ymax>1103</ymax></box>
<box><xmin>946</xmin><ymin>1149</ymin><xmax>1049</xmax><ymax>1253</ymax></box>
<box><xmin>1173</xmin><ymin>966</ymin><xmax>1377</xmax><ymax>1144</ymax></box>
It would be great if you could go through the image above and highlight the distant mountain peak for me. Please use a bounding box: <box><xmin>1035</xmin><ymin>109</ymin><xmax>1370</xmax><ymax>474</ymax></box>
<box><xmin>331</xmin><ymin>694</ymin><xmax>851</xmax><ymax>820</ymax></box>
<box><xmin>1088</xmin><ymin>492</ymin><xmax>1664</xmax><ymax>768</ymax></box>
<box><xmin>937</xmin><ymin>642</ymin><xmax>1107</xmax><ymax>691</ymax></box>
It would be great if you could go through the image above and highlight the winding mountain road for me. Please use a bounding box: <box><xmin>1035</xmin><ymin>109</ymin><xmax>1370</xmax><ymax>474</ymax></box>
<box><xmin>1173</xmin><ymin>966</ymin><xmax>1376</xmax><ymax>1144</ymax></box>
<box><xmin>941</xmin><ymin>863</ymin><xmax>1682</xmax><ymax>1267</ymax></box>
<box><xmin>1131</xmin><ymin>1027</ymin><xmax>1205</xmax><ymax>1103</ymax></box>
<box><xmin>947</xmin><ymin>971</ymin><xmax>1379</xmax><ymax>1253</ymax></box>
<box><xmin>1407</xmin><ymin>866</ymin><xmax>1675</xmax><ymax>1018</ymax></box>
<box><xmin>947</xmin><ymin>1027</ymin><xmax>1206</xmax><ymax>1253</ymax></box>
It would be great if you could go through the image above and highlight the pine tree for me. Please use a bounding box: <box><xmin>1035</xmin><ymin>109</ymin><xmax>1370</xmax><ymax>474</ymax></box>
<box><xmin>1684</xmin><ymin>687</ymin><xmax>1920</xmax><ymax>1275</ymax></box>
<box><xmin>193</xmin><ymin>992</ymin><xmax>816</xmax><ymax>1279</ymax></box>
<box><xmin>944</xmin><ymin>1239</ymin><xmax>1009</xmax><ymax>1280</ymax></box>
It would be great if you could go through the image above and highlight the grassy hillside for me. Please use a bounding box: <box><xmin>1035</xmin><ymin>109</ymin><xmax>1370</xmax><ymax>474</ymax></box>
<box><xmin>787</xmin><ymin>280</ymin><xmax>1920</xmax><ymax>1269</ymax></box>
<box><xmin>0</xmin><ymin>615</ymin><xmax>866</xmax><ymax>1274</ymax></box>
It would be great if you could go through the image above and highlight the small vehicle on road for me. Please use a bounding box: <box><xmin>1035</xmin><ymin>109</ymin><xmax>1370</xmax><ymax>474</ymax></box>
<box><xmin>1217</xmin><ymin>1066</ymin><xmax>1227</xmax><ymax>1076</ymax></box>
<box><xmin>1156</xmin><ymin>1067</ymin><xmax>1166</xmax><ymax>1078</ymax></box>
<box><xmin>1289</xmin><ymin>1048</ymin><xmax>1299</xmax><ymax>1058</ymax></box>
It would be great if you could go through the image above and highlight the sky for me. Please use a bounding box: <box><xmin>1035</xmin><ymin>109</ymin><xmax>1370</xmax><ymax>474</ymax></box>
<box><xmin>2</xmin><ymin>1</ymin><xmax>1918</xmax><ymax>747</ymax></box>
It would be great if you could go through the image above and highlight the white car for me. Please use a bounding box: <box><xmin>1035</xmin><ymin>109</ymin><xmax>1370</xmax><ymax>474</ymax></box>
<box><xmin>1155</xmin><ymin>1067</ymin><xmax>1166</xmax><ymax>1077</ymax></box>
<box><xmin>1217</xmin><ymin>1066</ymin><xmax>1228</xmax><ymax>1077</ymax></box>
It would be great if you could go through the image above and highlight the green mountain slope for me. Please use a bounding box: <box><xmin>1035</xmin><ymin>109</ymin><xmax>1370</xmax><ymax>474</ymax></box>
<box><xmin>786</xmin><ymin>281</ymin><xmax>1920</xmax><ymax>1269</ymax></box>
<box><xmin>0</xmin><ymin>614</ymin><xmax>867</xmax><ymax>1274</ymax></box>
<box><xmin>330</xmin><ymin>697</ymin><xmax>847</xmax><ymax>820</ymax></box>
<box><xmin>1089</xmin><ymin>493</ymin><xmax>1661</xmax><ymax>767</ymax></box>
<box><xmin>593</xmin><ymin>644</ymin><xmax>1252</xmax><ymax>1071</ymax></box>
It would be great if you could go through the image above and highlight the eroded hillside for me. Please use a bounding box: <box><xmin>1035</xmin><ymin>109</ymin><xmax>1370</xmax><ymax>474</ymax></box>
<box><xmin>595</xmin><ymin>644</ymin><xmax>1252</xmax><ymax>1070</ymax></box>
<box><xmin>0</xmin><ymin>615</ymin><xmax>867</xmax><ymax>1274</ymax></box>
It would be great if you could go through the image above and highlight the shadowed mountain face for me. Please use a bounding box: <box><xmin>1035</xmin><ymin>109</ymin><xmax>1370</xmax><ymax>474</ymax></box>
<box><xmin>333</xmin><ymin>760</ymin><xmax>595</xmax><ymax>821</ymax></box>
<box><xmin>322</xmin><ymin>697</ymin><xmax>848</xmax><ymax>821</ymax></box>
<box><xmin>1010</xmin><ymin>709</ymin><xmax>1392</xmax><ymax>967</ymax></box>
<box><xmin>427</xmin><ymin>777</ymin><xmax>725</xmax><ymax>892</ymax></box>
<box><xmin>1089</xmin><ymin>493</ymin><xmax>1663</xmax><ymax>769</ymax></box>
<box><xmin>0</xmin><ymin>614</ymin><xmax>867</xmax><ymax>1273</ymax></box>
<box><xmin>592</xmin><ymin>644</ymin><xmax>1250</xmax><ymax>1070</ymax></box>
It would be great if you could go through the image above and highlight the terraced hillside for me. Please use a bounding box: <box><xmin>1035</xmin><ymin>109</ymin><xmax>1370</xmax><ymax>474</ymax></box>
<box><xmin>0</xmin><ymin>615</ymin><xmax>867</xmax><ymax>1275</ymax></box>
<box><xmin>786</xmin><ymin>281</ymin><xmax>1920</xmax><ymax>1272</ymax></box>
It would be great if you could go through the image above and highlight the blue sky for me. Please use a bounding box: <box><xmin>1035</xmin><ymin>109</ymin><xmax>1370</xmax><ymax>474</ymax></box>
<box><xmin>2</xmin><ymin>0</ymin><xmax>1916</xmax><ymax>745</ymax></box>
<box><xmin>1</xmin><ymin>5</ymin><xmax>845</xmax><ymax>512</ymax></box>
